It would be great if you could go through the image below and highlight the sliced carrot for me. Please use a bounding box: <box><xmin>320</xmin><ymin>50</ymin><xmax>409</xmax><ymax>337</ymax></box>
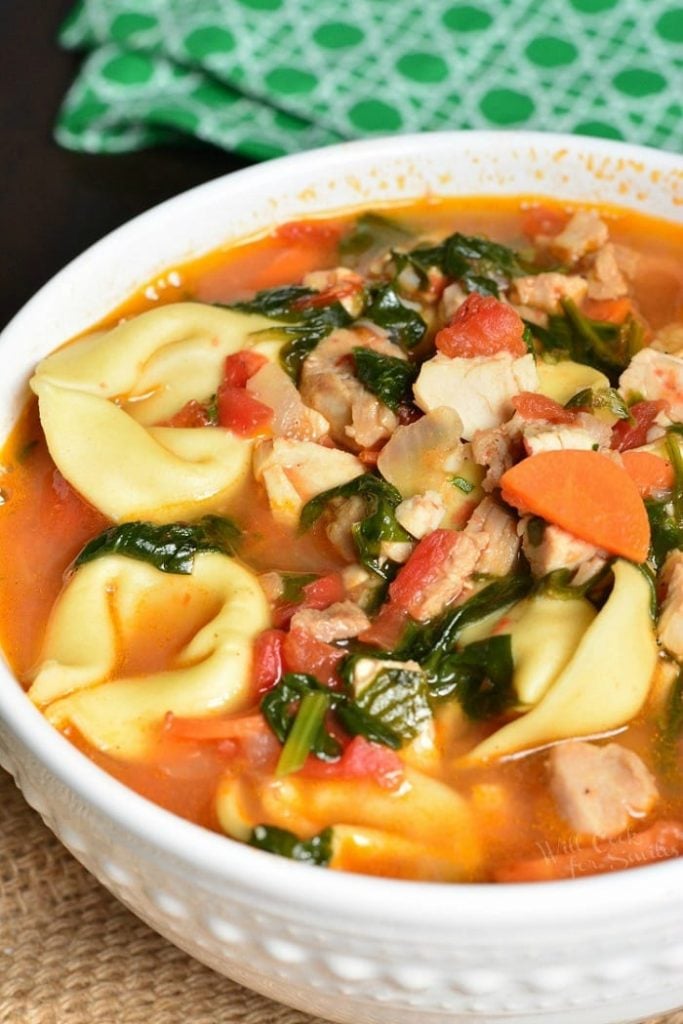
<box><xmin>500</xmin><ymin>449</ymin><xmax>650</xmax><ymax>563</ymax></box>
<box><xmin>582</xmin><ymin>296</ymin><xmax>633</xmax><ymax>324</ymax></box>
<box><xmin>621</xmin><ymin>450</ymin><xmax>674</xmax><ymax>498</ymax></box>
<box><xmin>494</xmin><ymin>820</ymin><xmax>683</xmax><ymax>882</ymax></box>
<box><xmin>164</xmin><ymin>712</ymin><xmax>269</xmax><ymax>741</ymax></box>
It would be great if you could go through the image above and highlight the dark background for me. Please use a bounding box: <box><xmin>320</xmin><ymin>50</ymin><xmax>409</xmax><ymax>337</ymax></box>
<box><xmin>2</xmin><ymin>0</ymin><xmax>251</xmax><ymax>329</ymax></box>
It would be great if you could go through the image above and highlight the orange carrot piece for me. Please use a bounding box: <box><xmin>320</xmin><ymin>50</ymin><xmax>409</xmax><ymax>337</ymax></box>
<box><xmin>582</xmin><ymin>296</ymin><xmax>633</xmax><ymax>324</ymax></box>
<box><xmin>621</xmin><ymin>450</ymin><xmax>674</xmax><ymax>498</ymax></box>
<box><xmin>164</xmin><ymin>712</ymin><xmax>268</xmax><ymax>741</ymax></box>
<box><xmin>500</xmin><ymin>450</ymin><xmax>650</xmax><ymax>563</ymax></box>
<box><xmin>494</xmin><ymin>820</ymin><xmax>683</xmax><ymax>882</ymax></box>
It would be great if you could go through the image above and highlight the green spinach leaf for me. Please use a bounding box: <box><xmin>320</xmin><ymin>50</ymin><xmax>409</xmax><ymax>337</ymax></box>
<box><xmin>229</xmin><ymin>285</ymin><xmax>353</xmax><ymax>381</ymax></box>
<box><xmin>364</xmin><ymin>285</ymin><xmax>426</xmax><ymax>350</ymax></box>
<box><xmin>300</xmin><ymin>474</ymin><xmax>411</xmax><ymax>580</ymax></box>
<box><xmin>529</xmin><ymin>300</ymin><xmax>645</xmax><ymax>384</ymax></box>
<box><xmin>403</xmin><ymin>232</ymin><xmax>531</xmax><ymax>298</ymax></box>
<box><xmin>397</xmin><ymin>573</ymin><xmax>532</xmax><ymax>663</ymax></box>
<box><xmin>349</xmin><ymin>665</ymin><xmax>431</xmax><ymax>743</ymax></box>
<box><xmin>564</xmin><ymin>386</ymin><xmax>631</xmax><ymax>420</ymax></box>
<box><xmin>75</xmin><ymin>516</ymin><xmax>241</xmax><ymax>575</ymax></box>
<box><xmin>425</xmin><ymin>635</ymin><xmax>515</xmax><ymax>719</ymax></box>
<box><xmin>352</xmin><ymin>347</ymin><xmax>417</xmax><ymax>412</ymax></box>
<box><xmin>261</xmin><ymin>673</ymin><xmax>342</xmax><ymax>762</ymax></box>
<box><xmin>249</xmin><ymin>824</ymin><xmax>333</xmax><ymax>866</ymax></box>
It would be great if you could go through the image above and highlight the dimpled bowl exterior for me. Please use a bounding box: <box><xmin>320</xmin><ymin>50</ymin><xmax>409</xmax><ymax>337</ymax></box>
<box><xmin>1</xmin><ymin>133</ymin><xmax>682</xmax><ymax>1024</ymax></box>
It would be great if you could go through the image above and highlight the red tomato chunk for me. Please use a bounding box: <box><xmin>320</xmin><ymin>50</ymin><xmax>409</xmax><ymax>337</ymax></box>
<box><xmin>435</xmin><ymin>294</ymin><xmax>527</xmax><ymax>359</ymax></box>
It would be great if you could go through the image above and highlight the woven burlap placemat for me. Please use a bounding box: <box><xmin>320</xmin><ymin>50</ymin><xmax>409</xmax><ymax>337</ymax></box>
<box><xmin>1</xmin><ymin>766</ymin><xmax>681</xmax><ymax>1024</ymax></box>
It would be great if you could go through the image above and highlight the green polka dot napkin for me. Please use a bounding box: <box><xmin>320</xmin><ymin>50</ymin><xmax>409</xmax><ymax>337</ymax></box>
<box><xmin>56</xmin><ymin>0</ymin><xmax>683</xmax><ymax>160</ymax></box>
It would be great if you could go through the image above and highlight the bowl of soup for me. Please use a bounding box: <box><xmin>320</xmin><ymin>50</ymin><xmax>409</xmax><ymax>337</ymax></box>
<box><xmin>0</xmin><ymin>132</ymin><xmax>682</xmax><ymax>1024</ymax></box>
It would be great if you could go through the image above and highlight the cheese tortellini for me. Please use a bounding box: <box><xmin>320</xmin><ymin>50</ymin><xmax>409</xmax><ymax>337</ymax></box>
<box><xmin>30</xmin><ymin>303</ymin><xmax>280</xmax><ymax>523</ymax></box>
<box><xmin>471</xmin><ymin>560</ymin><xmax>657</xmax><ymax>761</ymax></box>
<box><xmin>216</xmin><ymin>766</ymin><xmax>481</xmax><ymax>881</ymax></box>
<box><xmin>29</xmin><ymin>551</ymin><xmax>269</xmax><ymax>758</ymax></box>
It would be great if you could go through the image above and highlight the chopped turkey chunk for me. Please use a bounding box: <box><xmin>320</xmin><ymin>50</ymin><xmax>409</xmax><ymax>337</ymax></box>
<box><xmin>619</xmin><ymin>347</ymin><xmax>683</xmax><ymax>420</ymax></box>
<box><xmin>657</xmin><ymin>550</ymin><xmax>683</xmax><ymax>659</ymax></box>
<box><xmin>290</xmin><ymin>600</ymin><xmax>370</xmax><ymax>643</ymax></box>
<box><xmin>471</xmin><ymin>419</ymin><xmax>521</xmax><ymax>491</ymax></box>
<box><xmin>246</xmin><ymin>361</ymin><xmax>329</xmax><ymax>441</ymax></box>
<box><xmin>522</xmin><ymin>412</ymin><xmax>611</xmax><ymax>456</ymax></box>
<box><xmin>396</xmin><ymin>530</ymin><xmax>487</xmax><ymax>622</ymax></box>
<box><xmin>395</xmin><ymin>491</ymin><xmax>446</xmax><ymax>539</ymax></box>
<box><xmin>413</xmin><ymin>352</ymin><xmax>538</xmax><ymax>440</ymax></box>
<box><xmin>520</xmin><ymin>518</ymin><xmax>606</xmax><ymax>579</ymax></box>
<box><xmin>465</xmin><ymin>498</ymin><xmax>520</xmax><ymax>576</ymax></box>
<box><xmin>546</xmin><ymin>210</ymin><xmax>609</xmax><ymax>265</ymax></box>
<box><xmin>586</xmin><ymin>243</ymin><xmax>628</xmax><ymax>301</ymax></box>
<box><xmin>549</xmin><ymin>741</ymin><xmax>658</xmax><ymax>839</ymax></box>
<box><xmin>512</xmin><ymin>273</ymin><xmax>587</xmax><ymax>314</ymax></box>
<box><xmin>253</xmin><ymin>438</ymin><xmax>364</xmax><ymax>526</ymax></box>
<box><xmin>300</xmin><ymin>326</ymin><xmax>403</xmax><ymax>450</ymax></box>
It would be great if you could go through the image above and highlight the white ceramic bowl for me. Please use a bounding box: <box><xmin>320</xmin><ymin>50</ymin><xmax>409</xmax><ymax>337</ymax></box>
<box><xmin>1</xmin><ymin>132</ymin><xmax>682</xmax><ymax>1024</ymax></box>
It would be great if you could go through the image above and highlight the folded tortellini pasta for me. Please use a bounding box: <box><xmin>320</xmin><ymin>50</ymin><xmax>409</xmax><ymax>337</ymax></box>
<box><xmin>29</xmin><ymin>550</ymin><xmax>269</xmax><ymax>758</ymax></box>
<box><xmin>470</xmin><ymin>560</ymin><xmax>657</xmax><ymax>761</ymax></box>
<box><xmin>217</xmin><ymin>766</ymin><xmax>481</xmax><ymax>881</ymax></box>
<box><xmin>31</xmin><ymin>303</ymin><xmax>281</xmax><ymax>522</ymax></box>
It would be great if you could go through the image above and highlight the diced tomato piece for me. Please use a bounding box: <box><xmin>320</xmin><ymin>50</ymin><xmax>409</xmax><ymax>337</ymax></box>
<box><xmin>224</xmin><ymin>350</ymin><xmax>269</xmax><ymax>388</ymax></box>
<box><xmin>301</xmin><ymin>572</ymin><xmax>346</xmax><ymax>610</ymax></box>
<box><xmin>389</xmin><ymin>529</ymin><xmax>458</xmax><ymax>617</ymax></box>
<box><xmin>274</xmin><ymin>219</ymin><xmax>343</xmax><ymax>245</ymax></box>
<box><xmin>217</xmin><ymin>383</ymin><xmax>272</xmax><ymax>437</ymax></box>
<box><xmin>283</xmin><ymin>626</ymin><xmax>345</xmax><ymax>686</ymax></box>
<box><xmin>611</xmin><ymin>400</ymin><xmax>667</xmax><ymax>452</ymax></box>
<box><xmin>520</xmin><ymin>204</ymin><xmax>570</xmax><ymax>240</ymax></box>
<box><xmin>511</xmin><ymin>391</ymin><xmax>576</xmax><ymax>424</ymax></box>
<box><xmin>273</xmin><ymin>572</ymin><xmax>346</xmax><ymax>628</ymax></box>
<box><xmin>251</xmin><ymin>628</ymin><xmax>286</xmax><ymax>695</ymax></box>
<box><xmin>301</xmin><ymin>736</ymin><xmax>404</xmax><ymax>790</ymax></box>
<box><xmin>163</xmin><ymin>399</ymin><xmax>213</xmax><ymax>428</ymax></box>
<box><xmin>358</xmin><ymin>601</ymin><xmax>410</xmax><ymax>649</ymax></box>
<box><xmin>435</xmin><ymin>294</ymin><xmax>527</xmax><ymax>359</ymax></box>
<box><xmin>582</xmin><ymin>297</ymin><xmax>633</xmax><ymax>324</ymax></box>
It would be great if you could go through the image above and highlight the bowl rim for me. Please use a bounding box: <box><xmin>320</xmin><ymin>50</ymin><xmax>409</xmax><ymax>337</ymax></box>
<box><xmin>1</xmin><ymin>129</ymin><xmax>682</xmax><ymax>930</ymax></box>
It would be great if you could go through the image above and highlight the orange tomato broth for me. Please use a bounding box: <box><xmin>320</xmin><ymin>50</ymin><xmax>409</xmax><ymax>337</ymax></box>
<box><xmin>1</xmin><ymin>194</ymin><xmax>683</xmax><ymax>878</ymax></box>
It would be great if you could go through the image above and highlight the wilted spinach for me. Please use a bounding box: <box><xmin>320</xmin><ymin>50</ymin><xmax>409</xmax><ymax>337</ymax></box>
<box><xmin>352</xmin><ymin>347</ymin><xmax>417</xmax><ymax>412</ymax></box>
<box><xmin>300</xmin><ymin>474</ymin><xmax>411</xmax><ymax>580</ymax></box>
<box><xmin>363</xmin><ymin>285</ymin><xmax>426</xmax><ymax>350</ymax></box>
<box><xmin>229</xmin><ymin>285</ymin><xmax>352</xmax><ymax>380</ymax></box>
<box><xmin>74</xmin><ymin>516</ymin><xmax>241</xmax><ymax>575</ymax></box>
<box><xmin>425</xmin><ymin>635</ymin><xmax>515</xmax><ymax>719</ymax></box>
<box><xmin>249</xmin><ymin>824</ymin><xmax>333</xmax><ymax>866</ymax></box>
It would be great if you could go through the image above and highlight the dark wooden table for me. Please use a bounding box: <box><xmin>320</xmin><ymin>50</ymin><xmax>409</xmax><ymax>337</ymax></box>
<box><xmin>1</xmin><ymin>0</ymin><xmax>251</xmax><ymax>330</ymax></box>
